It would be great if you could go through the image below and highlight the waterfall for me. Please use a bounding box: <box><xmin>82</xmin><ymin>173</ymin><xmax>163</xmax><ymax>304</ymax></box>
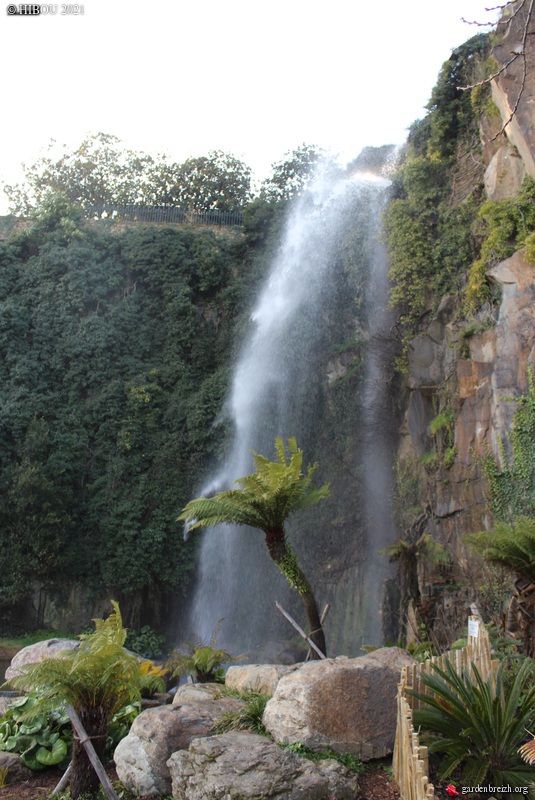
<box><xmin>185</xmin><ymin>160</ymin><xmax>397</xmax><ymax>657</ymax></box>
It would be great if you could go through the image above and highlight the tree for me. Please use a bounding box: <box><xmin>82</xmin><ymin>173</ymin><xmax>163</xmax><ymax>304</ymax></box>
<box><xmin>178</xmin><ymin>438</ymin><xmax>330</xmax><ymax>658</ymax></box>
<box><xmin>261</xmin><ymin>144</ymin><xmax>325</xmax><ymax>201</ymax></box>
<box><xmin>4</xmin><ymin>133</ymin><xmax>157</xmax><ymax>214</ymax></box>
<box><xmin>149</xmin><ymin>149</ymin><xmax>253</xmax><ymax>211</ymax></box>
<box><xmin>6</xmin><ymin>603</ymin><xmax>143</xmax><ymax>799</ymax></box>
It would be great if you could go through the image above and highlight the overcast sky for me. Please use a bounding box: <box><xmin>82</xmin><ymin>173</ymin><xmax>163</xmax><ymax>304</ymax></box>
<box><xmin>0</xmin><ymin>0</ymin><xmax>498</xmax><ymax>211</ymax></box>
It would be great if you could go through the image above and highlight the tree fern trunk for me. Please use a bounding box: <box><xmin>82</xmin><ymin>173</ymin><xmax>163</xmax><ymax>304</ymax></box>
<box><xmin>69</xmin><ymin>706</ymin><xmax>108</xmax><ymax>800</ymax></box>
<box><xmin>265</xmin><ymin>527</ymin><xmax>327</xmax><ymax>658</ymax></box>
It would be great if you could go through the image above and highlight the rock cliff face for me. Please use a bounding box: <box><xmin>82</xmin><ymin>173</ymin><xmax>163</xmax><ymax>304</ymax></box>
<box><xmin>396</xmin><ymin>0</ymin><xmax>535</xmax><ymax>643</ymax></box>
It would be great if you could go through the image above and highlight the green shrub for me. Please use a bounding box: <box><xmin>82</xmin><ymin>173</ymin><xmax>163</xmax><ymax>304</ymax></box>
<box><xmin>410</xmin><ymin>658</ymin><xmax>535</xmax><ymax>793</ymax></box>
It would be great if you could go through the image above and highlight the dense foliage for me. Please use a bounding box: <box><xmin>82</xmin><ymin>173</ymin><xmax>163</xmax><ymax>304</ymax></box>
<box><xmin>3</xmin><ymin>134</ymin><xmax>254</xmax><ymax>214</ymax></box>
<box><xmin>385</xmin><ymin>34</ymin><xmax>490</xmax><ymax>337</ymax></box>
<box><xmin>0</xmin><ymin>195</ymin><xmax>256</xmax><ymax>629</ymax></box>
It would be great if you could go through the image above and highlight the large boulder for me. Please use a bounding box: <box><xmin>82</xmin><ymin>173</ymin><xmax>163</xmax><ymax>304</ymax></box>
<box><xmin>114</xmin><ymin>689</ymin><xmax>245</xmax><ymax>796</ymax></box>
<box><xmin>263</xmin><ymin>647</ymin><xmax>415</xmax><ymax>760</ymax></box>
<box><xmin>5</xmin><ymin>639</ymin><xmax>79</xmax><ymax>681</ymax></box>
<box><xmin>225</xmin><ymin>663</ymin><xmax>302</xmax><ymax>696</ymax></box>
<box><xmin>172</xmin><ymin>682</ymin><xmax>228</xmax><ymax>705</ymax></box>
<box><xmin>167</xmin><ymin>731</ymin><xmax>359</xmax><ymax>800</ymax></box>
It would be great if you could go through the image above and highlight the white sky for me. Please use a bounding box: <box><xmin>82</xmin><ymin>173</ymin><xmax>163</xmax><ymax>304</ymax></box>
<box><xmin>0</xmin><ymin>0</ymin><xmax>498</xmax><ymax>212</ymax></box>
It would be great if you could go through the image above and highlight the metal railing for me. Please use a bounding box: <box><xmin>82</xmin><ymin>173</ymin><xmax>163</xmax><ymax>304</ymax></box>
<box><xmin>84</xmin><ymin>204</ymin><xmax>243</xmax><ymax>227</ymax></box>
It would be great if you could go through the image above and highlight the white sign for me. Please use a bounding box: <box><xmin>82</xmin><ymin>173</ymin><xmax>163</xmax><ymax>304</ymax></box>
<box><xmin>468</xmin><ymin>619</ymin><xmax>479</xmax><ymax>638</ymax></box>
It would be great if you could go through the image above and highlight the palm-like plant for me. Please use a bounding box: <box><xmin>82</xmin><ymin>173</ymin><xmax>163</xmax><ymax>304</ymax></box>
<box><xmin>466</xmin><ymin>518</ymin><xmax>535</xmax><ymax>654</ymax></box>
<box><xmin>5</xmin><ymin>602</ymin><xmax>143</xmax><ymax>799</ymax></box>
<box><xmin>168</xmin><ymin>621</ymin><xmax>237</xmax><ymax>683</ymax></box>
<box><xmin>410</xmin><ymin>658</ymin><xmax>535</xmax><ymax>794</ymax></box>
<box><xmin>178</xmin><ymin>438</ymin><xmax>330</xmax><ymax>658</ymax></box>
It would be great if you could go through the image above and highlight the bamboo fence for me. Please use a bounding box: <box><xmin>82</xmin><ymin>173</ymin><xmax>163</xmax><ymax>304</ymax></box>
<box><xmin>393</xmin><ymin>618</ymin><xmax>499</xmax><ymax>800</ymax></box>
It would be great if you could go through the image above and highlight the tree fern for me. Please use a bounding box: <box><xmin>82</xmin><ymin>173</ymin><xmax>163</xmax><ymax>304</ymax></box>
<box><xmin>178</xmin><ymin>438</ymin><xmax>330</xmax><ymax>657</ymax></box>
<box><xmin>5</xmin><ymin>602</ymin><xmax>143</xmax><ymax>799</ymax></box>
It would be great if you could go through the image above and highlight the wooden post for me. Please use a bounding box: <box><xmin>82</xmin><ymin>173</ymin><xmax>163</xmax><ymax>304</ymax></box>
<box><xmin>275</xmin><ymin>601</ymin><xmax>327</xmax><ymax>659</ymax></box>
<box><xmin>65</xmin><ymin>705</ymin><xmax>121</xmax><ymax>800</ymax></box>
<box><xmin>51</xmin><ymin>762</ymin><xmax>72</xmax><ymax>796</ymax></box>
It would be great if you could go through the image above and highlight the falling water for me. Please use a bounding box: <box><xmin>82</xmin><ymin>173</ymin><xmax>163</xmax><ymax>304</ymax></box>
<box><xmin>185</xmin><ymin>160</ymin><xmax>397</xmax><ymax>657</ymax></box>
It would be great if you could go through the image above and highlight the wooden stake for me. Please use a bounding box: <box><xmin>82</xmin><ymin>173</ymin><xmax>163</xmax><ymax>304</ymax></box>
<box><xmin>51</xmin><ymin>762</ymin><xmax>72</xmax><ymax>796</ymax></box>
<box><xmin>275</xmin><ymin>601</ymin><xmax>327</xmax><ymax>659</ymax></box>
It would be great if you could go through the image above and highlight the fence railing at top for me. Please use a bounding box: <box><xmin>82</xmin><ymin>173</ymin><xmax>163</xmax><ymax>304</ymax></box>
<box><xmin>84</xmin><ymin>204</ymin><xmax>244</xmax><ymax>228</ymax></box>
<box><xmin>393</xmin><ymin>618</ymin><xmax>499</xmax><ymax>800</ymax></box>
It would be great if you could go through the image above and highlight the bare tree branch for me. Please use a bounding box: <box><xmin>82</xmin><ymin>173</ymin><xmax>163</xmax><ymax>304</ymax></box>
<box><xmin>458</xmin><ymin>0</ymin><xmax>535</xmax><ymax>140</ymax></box>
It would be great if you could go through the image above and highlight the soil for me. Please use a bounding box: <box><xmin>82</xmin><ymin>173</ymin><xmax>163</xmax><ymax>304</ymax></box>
<box><xmin>0</xmin><ymin>761</ymin><xmax>401</xmax><ymax>800</ymax></box>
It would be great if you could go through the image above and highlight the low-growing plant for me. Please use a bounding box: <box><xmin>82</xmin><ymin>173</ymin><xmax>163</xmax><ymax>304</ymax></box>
<box><xmin>0</xmin><ymin>692</ymin><xmax>71</xmax><ymax>770</ymax></box>
<box><xmin>410</xmin><ymin>657</ymin><xmax>535</xmax><ymax>793</ymax></box>
<box><xmin>167</xmin><ymin>620</ymin><xmax>240</xmax><ymax>684</ymax></box>
<box><xmin>281</xmin><ymin>741</ymin><xmax>366</xmax><ymax>774</ymax></box>
<box><xmin>213</xmin><ymin>691</ymin><xmax>269</xmax><ymax>735</ymax></box>
<box><xmin>138</xmin><ymin>659</ymin><xmax>168</xmax><ymax>697</ymax></box>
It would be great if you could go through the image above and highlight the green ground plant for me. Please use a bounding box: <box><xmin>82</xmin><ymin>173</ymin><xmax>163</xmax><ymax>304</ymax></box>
<box><xmin>213</xmin><ymin>691</ymin><xmax>269</xmax><ymax>735</ymax></box>
<box><xmin>0</xmin><ymin>693</ymin><xmax>71</xmax><ymax>770</ymax></box>
<box><xmin>281</xmin><ymin>741</ymin><xmax>366</xmax><ymax>775</ymax></box>
<box><xmin>167</xmin><ymin>620</ymin><xmax>237</xmax><ymax>684</ymax></box>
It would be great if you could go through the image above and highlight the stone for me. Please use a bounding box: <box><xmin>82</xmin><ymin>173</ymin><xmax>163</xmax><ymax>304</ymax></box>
<box><xmin>5</xmin><ymin>638</ymin><xmax>80</xmax><ymax>681</ymax></box>
<box><xmin>491</xmin><ymin>6</ymin><xmax>535</xmax><ymax>180</ymax></box>
<box><xmin>484</xmin><ymin>144</ymin><xmax>526</xmax><ymax>201</ymax></box>
<box><xmin>0</xmin><ymin>752</ymin><xmax>34</xmax><ymax>784</ymax></box>
<box><xmin>167</xmin><ymin>731</ymin><xmax>359</xmax><ymax>800</ymax></box>
<box><xmin>114</xmin><ymin>692</ymin><xmax>245</xmax><ymax>796</ymax></box>
<box><xmin>171</xmin><ymin>681</ymin><xmax>227</xmax><ymax>705</ymax></box>
<box><xmin>263</xmin><ymin>647</ymin><xmax>416</xmax><ymax>760</ymax></box>
<box><xmin>225</xmin><ymin>663</ymin><xmax>302</xmax><ymax>696</ymax></box>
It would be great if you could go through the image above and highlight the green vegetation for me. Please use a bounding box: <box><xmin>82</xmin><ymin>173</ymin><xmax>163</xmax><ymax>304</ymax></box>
<box><xmin>410</xmin><ymin>658</ymin><xmax>535</xmax><ymax>795</ymax></box>
<box><xmin>0</xmin><ymin>195</ymin><xmax>258</xmax><ymax>630</ymax></box>
<box><xmin>0</xmin><ymin>693</ymin><xmax>71</xmax><ymax>770</ymax></box>
<box><xmin>385</xmin><ymin>34</ymin><xmax>490</xmax><ymax>340</ymax></box>
<box><xmin>479</xmin><ymin>372</ymin><xmax>535</xmax><ymax>522</ymax></box>
<box><xmin>467</xmin><ymin>177</ymin><xmax>535</xmax><ymax>309</ymax></box>
<box><xmin>281</xmin><ymin>741</ymin><xmax>366</xmax><ymax>775</ymax></box>
<box><xmin>168</xmin><ymin>621</ymin><xmax>236</xmax><ymax>684</ymax></box>
<box><xmin>4</xmin><ymin>133</ymin><xmax>253</xmax><ymax>214</ymax></box>
<box><xmin>214</xmin><ymin>691</ymin><xmax>270</xmax><ymax>735</ymax></box>
<box><xmin>4</xmin><ymin>603</ymin><xmax>145</xmax><ymax>799</ymax></box>
<box><xmin>178</xmin><ymin>438</ymin><xmax>331</xmax><ymax>658</ymax></box>
<box><xmin>124</xmin><ymin>625</ymin><xmax>166</xmax><ymax>660</ymax></box>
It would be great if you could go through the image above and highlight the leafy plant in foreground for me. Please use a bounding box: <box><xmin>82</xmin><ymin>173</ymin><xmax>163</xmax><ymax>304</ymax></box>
<box><xmin>4</xmin><ymin>602</ymin><xmax>143</xmax><ymax>799</ymax></box>
<box><xmin>410</xmin><ymin>658</ymin><xmax>535</xmax><ymax>795</ymax></box>
<box><xmin>0</xmin><ymin>693</ymin><xmax>71</xmax><ymax>770</ymax></box>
